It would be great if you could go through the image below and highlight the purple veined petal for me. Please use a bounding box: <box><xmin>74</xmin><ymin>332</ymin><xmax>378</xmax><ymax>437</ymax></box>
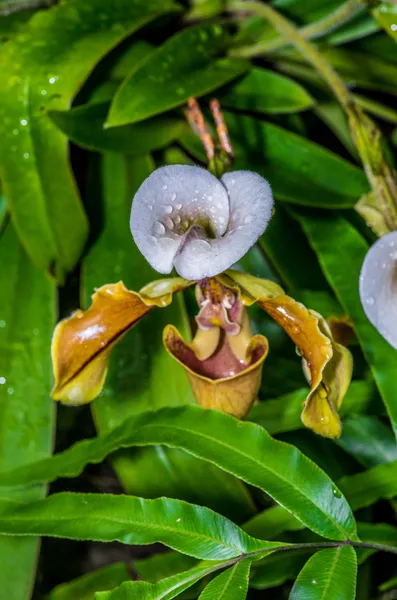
<box><xmin>130</xmin><ymin>165</ymin><xmax>230</xmax><ymax>274</ymax></box>
<box><xmin>359</xmin><ymin>230</ymin><xmax>397</xmax><ymax>349</ymax></box>
<box><xmin>174</xmin><ymin>170</ymin><xmax>273</xmax><ymax>280</ymax></box>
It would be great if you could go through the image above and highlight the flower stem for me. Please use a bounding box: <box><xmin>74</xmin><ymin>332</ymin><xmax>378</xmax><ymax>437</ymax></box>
<box><xmin>228</xmin><ymin>0</ymin><xmax>397</xmax><ymax>232</ymax></box>
<box><xmin>231</xmin><ymin>0</ymin><xmax>363</xmax><ymax>56</ymax></box>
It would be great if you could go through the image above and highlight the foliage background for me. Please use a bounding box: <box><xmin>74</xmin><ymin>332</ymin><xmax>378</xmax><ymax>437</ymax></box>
<box><xmin>1</xmin><ymin>0</ymin><xmax>397</xmax><ymax>598</ymax></box>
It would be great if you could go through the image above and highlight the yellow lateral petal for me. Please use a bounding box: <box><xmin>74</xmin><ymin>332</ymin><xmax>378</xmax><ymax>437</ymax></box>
<box><xmin>51</xmin><ymin>281</ymin><xmax>153</xmax><ymax>404</ymax></box>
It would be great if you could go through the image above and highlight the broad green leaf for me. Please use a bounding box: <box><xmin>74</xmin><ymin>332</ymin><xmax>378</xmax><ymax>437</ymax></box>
<box><xmin>48</xmin><ymin>564</ymin><xmax>130</xmax><ymax>600</ymax></box>
<box><xmin>96</xmin><ymin>560</ymin><xmax>243</xmax><ymax>600</ymax></box>
<box><xmin>107</xmin><ymin>24</ymin><xmax>248</xmax><ymax>126</ymax></box>
<box><xmin>0</xmin><ymin>493</ymin><xmax>280</xmax><ymax>560</ymax></box>
<box><xmin>0</xmin><ymin>220</ymin><xmax>55</xmax><ymax>600</ymax></box>
<box><xmin>0</xmin><ymin>0</ymin><xmax>178</xmax><ymax>280</ymax></box>
<box><xmin>245</xmin><ymin>459</ymin><xmax>397</xmax><ymax>541</ymax></box>
<box><xmin>85</xmin><ymin>153</ymin><xmax>254</xmax><ymax>521</ymax></box>
<box><xmin>219</xmin><ymin>67</ymin><xmax>313</xmax><ymax>114</ymax></box>
<box><xmin>0</xmin><ymin>406</ymin><xmax>358</xmax><ymax>541</ymax></box>
<box><xmin>338</xmin><ymin>415</ymin><xmax>397</xmax><ymax>468</ymax></box>
<box><xmin>373</xmin><ymin>3</ymin><xmax>397</xmax><ymax>43</ymax></box>
<box><xmin>180</xmin><ymin>112</ymin><xmax>369</xmax><ymax>207</ymax></box>
<box><xmin>290</xmin><ymin>546</ymin><xmax>357</xmax><ymax>600</ymax></box>
<box><xmin>198</xmin><ymin>558</ymin><xmax>252</xmax><ymax>599</ymax></box>
<box><xmin>49</xmin><ymin>104</ymin><xmax>187</xmax><ymax>154</ymax></box>
<box><xmin>248</xmin><ymin>381</ymin><xmax>379</xmax><ymax>435</ymax></box>
<box><xmin>295</xmin><ymin>212</ymin><xmax>397</xmax><ymax>438</ymax></box>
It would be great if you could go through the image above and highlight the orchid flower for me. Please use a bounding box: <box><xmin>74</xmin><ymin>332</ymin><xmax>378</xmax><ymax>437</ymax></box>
<box><xmin>359</xmin><ymin>231</ymin><xmax>397</xmax><ymax>348</ymax></box>
<box><xmin>51</xmin><ymin>100</ymin><xmax>353</xmax><ymax>439</ymax></box>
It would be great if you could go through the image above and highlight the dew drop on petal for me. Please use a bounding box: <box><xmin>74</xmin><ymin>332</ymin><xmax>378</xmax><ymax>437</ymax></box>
<box><xmin>163</xmin><ymin>204</ymin><xmax>173</xmax><ymax>214</ymax></box>
<box><xmin>162</xmin><ymin>184</ymin><xmax>168</xmax><ymax>190</ymax></box>
<box><xmin>365</xmin><ymin>296</ymin><xmax>375</xmax><ymax>306</ymax></box>
<box><xmin>244</xmin><ymin>215</ymin><xmax>253</xmax><ymax>224</ymax></box>
<box><xmin>153</xmin><ymin>222</ymin><xmax>165</xmax><ymax>235</ymax></box>
<box><xmin>164</xmin><ymin>216</ymin><xmax>174</xmax><ymax>230</ymax></box>
<box><xmin>0</xmin><ymin>377</ymin><xmax>6</xmax><ymax>384</ymax></box>
<box><xmin>176</xmin><ymin>203</ymin><xmax>182</xmax><ymax>210</ymax></box>
<box><xmin>195</xmin><ymin>240</ymin><xmax>211</xmax><ymax>249</ymax></box>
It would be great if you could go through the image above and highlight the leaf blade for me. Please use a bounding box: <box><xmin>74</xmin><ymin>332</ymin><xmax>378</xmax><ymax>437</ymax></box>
<box><xmin>0</xmin><ymin>0</ymin><xmax>178</xmax><ymax>279</ymax></box>
<box><xmin>107</xmin><ymin>24</ymin><xmax>248</xmax><ymax>126</ymax></box>
<box><xmin>289</xmin><ymin>546</ymin><xmax>357</xmax><ymax>600</ymax></box>
<box><xmin>0</xmin><ymin>406</ymin><xmax>357</xmax><ymax>541</ymax></box>
<box><xmin>0</xmin><ymin>493</ymin><xmax>279</xmax><ymax>560</ymax></box>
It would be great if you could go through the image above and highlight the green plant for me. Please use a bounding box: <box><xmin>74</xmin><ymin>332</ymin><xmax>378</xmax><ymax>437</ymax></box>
<box><xmin>1</xmin><ymin>0</ymin><xmax>397</xmax><ymax>598</ymax></box>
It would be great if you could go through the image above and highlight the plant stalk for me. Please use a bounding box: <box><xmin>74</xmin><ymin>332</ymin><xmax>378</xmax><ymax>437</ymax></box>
<box><xmin>228</xmin><ymin>0</ymin><xmax>397</xmax><ymax>232</ymax></box>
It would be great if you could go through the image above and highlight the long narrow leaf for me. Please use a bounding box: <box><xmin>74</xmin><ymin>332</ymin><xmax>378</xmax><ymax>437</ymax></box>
<box><xmin>0</xmin><ymin>221</ymin><xmax>55</xmax><ymax>600</ymax></box>
<box><xmin>0</xmin><ymin>406</ymin><xmax>357</xmax><ymax>541</ymax></box>
<box><xmin>0</xmin><ymin>493</ymin><xmax>280</xmax><ymax>560</ymax></box>
<box><xmin>289</xmin><ymin>546</ymin><xmax>357</xmax><ymax>600</ymax></box>
<box><xmin>0</xmin><ymin>0</ymin><xmax>178</xmax><ymax>280</ymax></box>
<box><xmin>198</xmin><ymin>558</ymin><xmax>252</xmax><ymax>599</ymax></box>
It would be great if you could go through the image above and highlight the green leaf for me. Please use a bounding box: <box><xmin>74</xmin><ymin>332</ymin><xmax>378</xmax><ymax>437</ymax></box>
<box><xmin>245</xmin><ymin>459</ymin><xmax>397</xmax><ymax>541</ymax></box>
<box><xmin>48</xmin><ymin>564</ymin><xmax>131</xmax><ymax>600</ymax></box>
<box><xmin>96</xmin><ymin>560</ymin><xmax>243</xmax><ymax>600</ymax></box>
<box><xmin>338</xmin><ymin>415</ymin><xmax>397</xmax><ymax>468</ymax></box>
<box><xmin>0</xmin><ymin>493</ymin><xmax>279</xmax><ymax>559</ymax></box>
<box><xmin>0</xmin><ymin>0</ymin><xmax>178</xmax><ymax>280</ymax></box>
<box><xmin>85</xmin><ymin>153</ymin><xmax>254</xmax><ymax>521</ymax></box>
<box><xmin>49</xmin><ymin>103</ymin><xmax>187</xmax><ymax>154</ymax></box>
<box><xmin>0</xmin><ymin>220</ymin><xmax>55</xmax><ymax>600</ymax></box>
<box><xmin>180</xmin><ymin>112</ymin><xmax>369</xmax><ymax>207</ymax></box>
<box><xmin>248</xmin><ymin>381</ymin><xmax>379</xmax><ymax>435</ymax></box>
<box><xmin>198</xmin><ymin>558</ymin><xmax>252</xmax><ymax>599</ymax></box>
<box><xmin>219</xmin><ymin>67</ymin><xmax>313</xmax><ymax>114</ymax></box>
<box><xmin>290</xmin><ymin>546</ymin><xmax>357</xmax><ymax>600</ymax></box>
<box><xmin>372</xmin><ymin>3</ymin><xmax>397</xmax><ymax>43</ymax></box>
<box><xmin>295</xmin><ymin>211</ymin><xmax>397</xmax><ymax>438</ymax></box>
<box><xmin>107</xmin><ymin>24</ymin><xmax>248</xmax><ymax>126</ymax></box>
<box><xmin>0</xmin><ymin>406</ymin><xmax>357</xmax><ymax>541</ymax></box>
